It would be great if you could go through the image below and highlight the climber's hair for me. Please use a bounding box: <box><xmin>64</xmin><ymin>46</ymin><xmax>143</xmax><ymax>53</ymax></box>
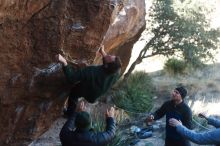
<box><xmin>103</xmin><ymin>56</ymin><xmax>122</xmax><ymax>74</ymax></box>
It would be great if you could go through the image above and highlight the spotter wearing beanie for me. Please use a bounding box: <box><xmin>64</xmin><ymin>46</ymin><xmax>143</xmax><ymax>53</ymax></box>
<box><xmin>175</xmin><ymin>86</ymin><xmax>187</xmax><ymax>99</ymax></box>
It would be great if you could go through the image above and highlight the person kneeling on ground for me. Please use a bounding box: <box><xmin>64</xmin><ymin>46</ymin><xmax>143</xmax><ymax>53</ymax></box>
<box><xmin>56</xmin><ymin>45</ymin><xmax>122</xmax><ymax>117</ymax></box>
<box><xmin>169</xmin><ymin>113</ymin><xmax>220</xmax><ymax>146</ymax></box>
<box><xmin>59</xmin><ymin>101</ymin><xmax>116</xmax><ymax>146</ymax></box>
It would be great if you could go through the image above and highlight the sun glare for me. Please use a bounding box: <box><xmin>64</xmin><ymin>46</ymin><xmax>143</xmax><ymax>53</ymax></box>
<box><xmin>189</xmin><ymin>100</ymin><xmax>220</xmax><ymax>116</ymax></box>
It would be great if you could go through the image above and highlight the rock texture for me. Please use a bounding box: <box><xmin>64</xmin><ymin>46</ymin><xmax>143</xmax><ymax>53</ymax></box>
<box><xmin>0</xmin><ymin>0</ymin><xmax>145</xmax><ymax>145</ymax></box>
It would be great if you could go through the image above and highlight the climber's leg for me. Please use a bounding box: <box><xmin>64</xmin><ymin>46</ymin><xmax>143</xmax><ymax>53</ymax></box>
<box><xmin>63</xmin><ymin>95</ymin><xmax>79</xmax><ymax>118</ymax></box>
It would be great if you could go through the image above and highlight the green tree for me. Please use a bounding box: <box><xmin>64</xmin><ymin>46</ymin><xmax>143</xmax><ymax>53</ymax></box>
<box><xmin>113</xmin><ymin>71</ymin><xmax>154</xmax><ymax>113</ymax></box>
<box><xmin>124</xmin><ymin>0</ymin><xmax>220</xmax><ymax>79</ymax></box>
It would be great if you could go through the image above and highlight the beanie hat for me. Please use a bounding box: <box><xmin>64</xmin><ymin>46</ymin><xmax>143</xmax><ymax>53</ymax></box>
<box><xmin>175</xmin><ymin>86</ymin><xmax>187</xmax><ymax>99</ymax></box>
<box><xmin>75</xmin><ymin>111</ymin><xmax>91</xmax><ymax>130</ymax></box>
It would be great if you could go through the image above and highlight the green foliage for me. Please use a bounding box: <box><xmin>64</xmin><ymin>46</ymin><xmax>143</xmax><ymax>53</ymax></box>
<box><xmin>113</xmin><ymin>72</ymin><xmax>154</xmax><ymax>113</ymax></box>
<box><xmin>164</xmin><ymin>58</ymin><xmax>186</xmax><ymax>74</ymax></box>
<box><xmin>92</xmin><ymin>117</ymin><xmax>105</xmax><ymax>132</ymax></box>
<box><xmin>148</xmin><ymin>0</ymin><xmax>220</xmax><ymax>61</ymax></box>
<box><xmin>185</xmin><ymin>57</ymin><xmax>205</xmax><ymax>69</ymax></box>
<box><xmin>92</xmin><ymin>116</ymin><xmax>127</xmax><ymax>146</ymax></box>
<box><xmin>164</xmin><ymin>57</ymin><xmax>206</xmax><ymax>75</ymax></box>
<box><xmin>106</xmin><ymin>131</ymin><xmax>125</xmax><ymax>146</ymax></box>
<box><xmin>124</xmin><ymin>0</ymin><xmax>220</xmax><ymax>78</ymax></box>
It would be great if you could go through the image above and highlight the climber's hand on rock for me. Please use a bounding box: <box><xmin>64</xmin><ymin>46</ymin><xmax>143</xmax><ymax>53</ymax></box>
<box><xmin>96</xmin><ymin>48</ymin><xmax>102</xmax><ymax>57</ymax></box>
<box><xmin>56</xmin><ymin>54</ymin><xmax>67</xmax><ymax>66</ymax></box>
<box><xmin>99</xmin><ymin>45</ymin><xmax>107</xmax><ymax>57</ymax></box>
<box><xmin>99</xmin><ymin>45</ymin><xmax>104</xmax><ymax>52</ymax></box>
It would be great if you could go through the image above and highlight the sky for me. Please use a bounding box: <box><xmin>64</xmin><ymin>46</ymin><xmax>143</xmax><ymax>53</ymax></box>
<box><xmin>126</xmin><ymin>0</ymin><xmax>220</xmax><ymax>73</ymax></box>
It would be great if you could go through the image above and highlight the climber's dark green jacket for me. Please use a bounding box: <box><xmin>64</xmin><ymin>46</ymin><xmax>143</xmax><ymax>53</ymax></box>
<box><xmin>63</xmin><ymin>64</ymin><xmax>120</xmax><ymax>103</ymax></box>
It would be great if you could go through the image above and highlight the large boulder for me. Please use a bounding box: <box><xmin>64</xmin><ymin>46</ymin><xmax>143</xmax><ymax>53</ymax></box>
<box><xmin>0</xmin><ymin>0</ymin><xmax>145</xmax><ymax>145</ymax></box>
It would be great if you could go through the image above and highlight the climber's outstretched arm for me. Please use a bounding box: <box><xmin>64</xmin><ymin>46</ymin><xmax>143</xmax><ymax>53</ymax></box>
<box><xmin>56</xmin><ymin>54</ymin><xmax>83</xmax><ymax>84</ymax></box>
<box><xmin>56</xmin><ymin>54</ymin><xmax>68</xmax><ymax>66</ymax></box>
<box><xmin>99</xmin><ymin>45</ymin><xmax>107</xmax><ymax>57</ymax></box>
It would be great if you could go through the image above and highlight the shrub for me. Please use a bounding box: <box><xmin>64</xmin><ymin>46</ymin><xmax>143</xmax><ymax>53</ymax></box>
<box><xmin>186</xmin><ymin>57</ymin><xmax>206</xmax><ymax>70</ymax></box>
<box><xmin>164</xmin><ymin>58</ymin><xmax>186</xmax><ymax>75</ymax></box>
<box><xmin>192</xmin><ymin>115</ymin><xmax>208</xmax><ymax>131</ymax></box>
<box><xmin>113</xmin><ymin>71</ymin><xmax>154</xmax><ymax>113</ymax></box>
<box><xmin>92</xmin><ymin>113</ymin><xmax>128</xmax><ymax>146</ymax></box>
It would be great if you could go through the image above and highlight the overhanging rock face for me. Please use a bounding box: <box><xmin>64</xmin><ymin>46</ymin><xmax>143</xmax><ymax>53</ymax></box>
<box><xmin>0</xmin><ymin>0</ymin><xmax>145</xmax><ymax>145</ymax></box>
